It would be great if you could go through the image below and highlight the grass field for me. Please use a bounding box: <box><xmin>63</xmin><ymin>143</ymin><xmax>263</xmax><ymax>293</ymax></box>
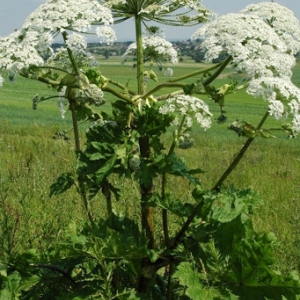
<box><xmin>0</xmin><ymin>57</ymin><xmax>300</xmax><ymax>273</ymax></box>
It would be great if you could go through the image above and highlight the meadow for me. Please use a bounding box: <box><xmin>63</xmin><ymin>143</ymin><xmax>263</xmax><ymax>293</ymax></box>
<box><xmin>0</xmin><ymin>56</ymin><xmax>300</xmax><ymax>275</ymax></box>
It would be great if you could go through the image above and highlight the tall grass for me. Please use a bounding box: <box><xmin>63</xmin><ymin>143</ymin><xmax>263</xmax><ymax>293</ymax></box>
<box><xmin>0</xmin><ymin>59</ymin><xmax>299</xmax><ymax>272</ymax></box>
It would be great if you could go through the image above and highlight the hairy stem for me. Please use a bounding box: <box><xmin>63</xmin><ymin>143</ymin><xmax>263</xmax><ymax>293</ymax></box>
<box><xmin>62</xmin><ymin>30</ymin><xmax>94</xmax><ymax>222</ymax></box>
<box><xmin>162</xmin><ymin>173</ymin><xmax>170</xmax><ymax>247</ymax></box>
<box><xmin>171</xmin><ymin>199</ymin><xmax>205</xmax><ymax>249</ymax></box>
<box><xmin>34</xmin><ymin>264</ymin><xmax>76</xmax><ymax>285</ymax></box>
<box><xmin>167</xmin><ymin>263</ymin><xmax>175</xmax><ymax>300</ymax></box>
<box><xmin>135</xmin><ymin>11</ymin><xmax>156</xmax><ymax>295</ymax></box>
<box><xmin>69</xmin><ymin>99</ymin><xmax>81</xmax><ymax>153</ymax></box>
<box><xmin>102</xmin><ymin>177</ymin><xmax>112</xmax><ymax>226</ymax></box>
<box><xmin>69</xmin><ymin>100</ymin><xmax>93</xmax><ymax>223</ymax></box>
<box><xmin>135</xmin><ymin>14</ymin><xmax>144</xmax><ymax>95</ymax></box>
<box><xmin>212</xmin><ymin>110</ymin><xmax>269</xmax><ymax>191</ymax></box>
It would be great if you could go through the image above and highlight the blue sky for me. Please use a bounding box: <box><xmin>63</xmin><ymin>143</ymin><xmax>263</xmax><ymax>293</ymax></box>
<box><xmin>0</xmin><ymin>0</ymin><xmax>299</xmax><ymax>41</ymax></box>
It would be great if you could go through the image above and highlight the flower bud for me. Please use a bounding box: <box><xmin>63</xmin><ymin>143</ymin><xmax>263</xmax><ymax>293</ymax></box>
<box><xmin>178</xmin><ymin>133</ymin><xmax>194</xmax><ymax>149</ymax></box>
<box><xmin>129</xmin><ymin>154</ymin><xmax>141</xmax><ymax>171</ymax></box>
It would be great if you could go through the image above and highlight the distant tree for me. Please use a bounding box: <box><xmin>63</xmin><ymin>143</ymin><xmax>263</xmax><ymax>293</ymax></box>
<box><xmin>103</xmin><ymin>49</ymin><xmax>110</xmax><ymax>59</ymax></box>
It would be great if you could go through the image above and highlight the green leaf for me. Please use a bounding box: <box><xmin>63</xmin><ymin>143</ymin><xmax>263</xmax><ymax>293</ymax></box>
<box><xmin>0</xmin><ymin>271</ymin><xmax>22</xmax><ymax>299</ymax></box>
<box><xmin>183</xmin><ymin>83</ymin><xmax>196</xmax><ymax>95</ymax></box>
<box><xmin>208</xmin><ymin>187</ymin><xmax>262</xmax><ymax>223</ymax></box>
<box><xmin>152</xmin><ymin>193</ymin><xmax>194</xmax><ymax>218</ymax></box>
<box><xmin>49</xmin><ymin>172</ymin><xmax>75</xmax><ymax>197</ymax></box>
<box><xmin>75</xmin><ymin>103</ymin><xmax>96</xmax><ymax>121</ymax></box>
<box><xmin>173</xmin><ymin>262</ymin><xmax>216</xmax><ymax>300</ymax></box>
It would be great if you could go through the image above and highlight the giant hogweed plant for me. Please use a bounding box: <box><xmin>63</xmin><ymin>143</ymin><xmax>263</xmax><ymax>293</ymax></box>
<box><xmin>1</xmin><ymin>0</ymin><xmax>300</xmax><ymax>299</ymax></box>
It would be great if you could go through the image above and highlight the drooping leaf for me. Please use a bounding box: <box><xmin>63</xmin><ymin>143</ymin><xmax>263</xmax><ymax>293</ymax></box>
<box><xmin>49</xmin><ymin>172</ymin><xmax>75</xmax><ymax>197</ymax></box>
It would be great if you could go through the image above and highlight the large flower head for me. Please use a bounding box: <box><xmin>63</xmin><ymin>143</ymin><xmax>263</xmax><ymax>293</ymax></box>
<box><xmin>23</xmin><ymin>0</ymin><xmax>113</xmax><ymax>33</ymax></box>
<box><xmin>192</xmin><ymin>2</ymin><xmax>300</xmax><ymax>134</ymax></box>
<box><xmin>241</xmin><ymin>2</ymin><xmax>300</xmax><ymax>55</ymax></box>
<box><xmin>192</xmin><ymin>12</ymin><xmax>295</xmax><ymax>79</ymax></box>
<box><xmin>0</xmin><ymin>30</ymin><xmax>45</xmax><ymax>74</ymax></box>
<box><xmin>0</xmin><ymin>0</ymin><xmax>116</xmax><ymax>77</ymax></box>
<box><xmin>21</xmin><ymin>0</ymin><xmax>115</xmax><ymax>45</ymax></box>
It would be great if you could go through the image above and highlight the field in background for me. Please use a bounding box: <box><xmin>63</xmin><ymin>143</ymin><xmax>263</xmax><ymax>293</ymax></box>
<box><xmin>0</xmin><ymin>58</ymin><xmax>300</xmax><ymax>272</ymax></box>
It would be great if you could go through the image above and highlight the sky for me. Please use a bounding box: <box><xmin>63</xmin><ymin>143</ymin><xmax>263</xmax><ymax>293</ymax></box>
<box><xmin>0</xmin><ymin>0</ymin><xmax>299</xmax><ymax>41</ymax></box>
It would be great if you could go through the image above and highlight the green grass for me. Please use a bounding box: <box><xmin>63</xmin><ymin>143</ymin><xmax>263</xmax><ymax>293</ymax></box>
<box><xmin>0</xmin><ymin>60</ymin><xmax>300</xmax><ymax>273</ymax></box>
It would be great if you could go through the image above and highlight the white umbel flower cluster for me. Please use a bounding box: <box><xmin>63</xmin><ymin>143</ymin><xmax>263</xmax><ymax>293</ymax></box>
<box><xmin>159</xmin><ymin>95</ymin><xmax>212</xmax><ymax>130</ymax></box>
<box><xmin>65</xmin><ymin>33</ymin><xmax>88</xmax><ymax>53</ymax></box>
<box><xmin>96</xmin><ymin>26</ymin><xmax>117</xmax><ymax>45</ymax></box>
<box><xmin>0</xmin><ymin>0</ymin><xmax>115</xmax><ymax>76</ymax></box>
<box><xmin>192</xmin><ymin>13</ymin><xmax>293</xmax><ymax>78</ymax></box>
<box><xmin>23</xmin><ymin>0</ymin><xmax>114</xmax><ymax>34</ymax></box>
<box><xmin>192</xmin><ymin>2</ymin><xmax>300</xmax><ymax>134</ymax></box>
<box><xmin>241</xmin><ymin>2</ymin><xmax>300</xmax><ymax>55</ymax></box>
<box><xmin>123</xmin><ymin>36</ymin><xmax>178</xmax><ymax>64</ymax></box>
<box><xmin>0</xmin><ymin>30</ymin><xmax>45</xmax><ymax>73</ymax></box>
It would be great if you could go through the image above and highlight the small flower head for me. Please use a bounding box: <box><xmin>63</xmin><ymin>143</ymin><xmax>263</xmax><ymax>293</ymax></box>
<box><xmin>159</xmin><ymin>95</ymin><xmax>212</xmax><ymax>130</ymax></box>
<box><xmin>123</xmin><ymin>35</ymin><xmax>178</xmax><ymax>65</ymax></box>
<box><xmin>58</xmin><ymin>86</ymin><xmax>67</xmax><ymax>119</ymax></box>
<box><xmin>247</xmin><ymin>77</ymin><xmax>300</xmax><ymax>134</ymax></box>
<box><xmin>96</xmin><ymin>26</ymin><xmax>117</xmax><ymax>45</ymax></box>
<box><xmin>65</xmin><ymin>33</ymin><xmax>87</xmax><ymax>53</ymax></box>
<box><xmin>164</xmin><ymin>67</ymin><xmax>173</xmax><ymax>77</ymax></box>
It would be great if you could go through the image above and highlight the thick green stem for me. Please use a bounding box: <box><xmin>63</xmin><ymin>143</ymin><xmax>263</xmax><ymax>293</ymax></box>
<box><xmin>69</xmin><ymin>99</ymin><xmax>81</xmax><ymax>153</ymax></box>
<box><xmin>62</xmin><ymin>31</ymin><xmax>80</xmax><ymax>76</ymax></box>
<box><xmin>135</xmin><ymin>14</ymin><xmax>144</xmax><ymax>95</ymax></box>
<box><xmin>19</xmin><ymin>72</ymin><xmax>60</xmax><ymax>86</ymax></box>
<box><xmin>102</xmin><ymin>85</ymin><xmax>134</xmax><ymax>103</ymax></box>
<box><xmin>162</xmin><ymin>116</ymin><xmax>186</xmax><ymax>247</ymax></box>
<box><xmin>143</xmin><ymin>56</ymin><xmax>232</xmax><ymax>101</ymax></box>
<box><xmin>203</xmin><ymin>56</ymin><xmax>233</xmax><ymax>87</ymax></box>
<box><xmin>162</xmin><ymin>173</ymin><xmax>170</xmax><ymax>247</ymax></box>
<box><xmin>135</xmin><ymin>11</ymin><xmax>156</xmax><ymax>294</ymax></box>
<box><xmin>102</xmin><ymin>177</ymin><xmax>113</xmax><ymax>226</ymax></box>
<box><xmin>171</xmin><ymin>199</ymin><xmax>205</xmax><ymax>249</ymax></box>
<box><xmin>212</xmin><ymin>110</ymin><xmax>269</xmax><ymax>191</ymax></box>
<box><xmin>168</xmin><ymin>60</ymin><xmax>226</xmax><ymax>83</ymax></box>
<box><xmin>166</xmin><ymin>263</ymin><xmax>175</xmax><ymax>300</ymax></box>
<box><xmin>143</xmin><ymin>82</ymin><xmax>185</xmax><ymax>100</ymax></box>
